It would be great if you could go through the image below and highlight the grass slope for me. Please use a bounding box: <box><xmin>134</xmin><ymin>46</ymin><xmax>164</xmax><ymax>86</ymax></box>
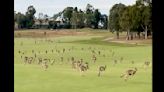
<box><xmin>14</xmin><ymin>31</ymin><xmax>152</xmax><ymax>92</ymax></box>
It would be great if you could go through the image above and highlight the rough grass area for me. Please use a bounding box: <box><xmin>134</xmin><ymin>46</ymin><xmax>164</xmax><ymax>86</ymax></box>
<box><xmin>14</xmin><ymin>29</ymin><xmax>152</xmax><ymax>92</ymax></box>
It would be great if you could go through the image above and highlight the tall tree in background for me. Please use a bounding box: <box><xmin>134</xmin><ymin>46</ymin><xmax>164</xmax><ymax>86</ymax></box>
<box><xmin>15</xmin><ymin>12</ymin><xmax>26</xmax><ymax>29</ymax></box>
<box><xmin>84</xmin><ymin>4</ymin><xmax>95</xmax><ymax>28</ymax></box>
<box><xmin>93</xmin><ymin>9</ymin><xmax>101</xmax><ymax>29</ymax></box>
<box><xmin>99</xmin><ymin>14</ymin><xmax>108</xmax><ymax>29</ymax></box>
<box><xmin>84</xmin><ymin>14</ymin><xmax>94</xmax><ymax>28</ymax></box>
<box><xmin>109</xmin><ymin>3</ymin><xmax>126</xmax><ymax>39</ymax></box>
<box><xmin>14</xmin><ymin>11</ymin><xmax>16</xmax><ymax>22</ymax></box>
<box><xmin>79</xmin><ymin>9</ymin><xmax>85</xmax><ymax>28</ymax></box>
<box><xmin>86</xmin><ymin>4</ymin><xmax>94</xmax><ymax>14</ymax></box>
<box><xmin>130</xmin><ymin>5</ymin><xmax>141</xmax><ymax>39</ymax></box>
<box><xmin>112</xmin><ymin>0</ymin><xmax>152</xmax><ymax>40</ymax></box>
<box><xmin>137</xmin><ymin>0</ymin><xmax>152</xmax><ymax>39</ymax></box>
<box><xmin>119</xmin><ymin>6</ymin><xmax>131</xmax><ymax>40</ymax></box>
<box><xmin>71</xmin><ymin>7</ymin><xmax>78</xmax><ymax>29</ymax></box>
<box><xmin>74</xmin><ymin>7</ymin><xmax>78</xmax><ymax>13</ymax></box>
<box><xmin>63</xmin><ymin>7</ymin><xmax>73</xmax><ymax>23</ymax></box>
<box><xmin>25</xmin><ymin>5</ymin><xmax>36</xmax><ymax>28</ymax></box>
<box><xmin>71</xmin><ymin>7</ymin><xmax>85</xmax><ymax>29</ymax></box>
<box><xmin>71</xmin><ymin>11</ymin><xmax>85</xmax><ymax>28</ymax></box>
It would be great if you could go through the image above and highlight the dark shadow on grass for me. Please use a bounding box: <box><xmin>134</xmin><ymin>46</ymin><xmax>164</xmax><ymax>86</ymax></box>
<box><xmin>61</xmin><ymin>37</ymin><xmax>148</xmax><ymax>47</ymax></box>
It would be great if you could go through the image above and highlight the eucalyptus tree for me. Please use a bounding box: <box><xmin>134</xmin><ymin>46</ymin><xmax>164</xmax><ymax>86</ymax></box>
<box><xmin>109</xmin><ymin>3</ymin><xmax>126</xmax><ymax>39</ymax></box>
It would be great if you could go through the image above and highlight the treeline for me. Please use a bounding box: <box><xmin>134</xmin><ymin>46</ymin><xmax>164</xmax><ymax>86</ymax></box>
<box><xmin>14</xmin><ymin>6</ymin><xmax>36</xmax><ymax>29</ymax></box>
<box><xmin>109</xmin><ymin>0</ymin><xmax>152</xmax><ymax>40</ymax></box>
<box><xmin>14</xmin><ymin>4</ymin><xmax>108</xmax><ymax>29</ymax></box>
<box><xmin>49</xmin><ymin>4</ymin><xmax>108</xmax><ymax>29</ymax></box>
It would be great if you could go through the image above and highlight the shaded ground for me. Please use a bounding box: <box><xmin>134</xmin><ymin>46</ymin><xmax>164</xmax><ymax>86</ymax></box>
<box><xmin>104</xmin><ymin>36</ymin><xmax>152</xmax><ymax>45</ymax></box>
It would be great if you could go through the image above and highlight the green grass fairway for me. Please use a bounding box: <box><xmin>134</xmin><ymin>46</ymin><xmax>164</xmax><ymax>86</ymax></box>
<box><xmin>14</xmin><ymin>30</ymin><xmax>152</xmax><ymax>92</ymax></box>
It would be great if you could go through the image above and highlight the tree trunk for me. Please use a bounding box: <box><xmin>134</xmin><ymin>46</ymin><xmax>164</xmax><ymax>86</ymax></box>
<box><xmin>116</xmin><ymin>31</ymin><xmax>119</xmax><ymax>39</ymax></box>
<box><xmin>126</xmin><ymin>30</ymin><xmax>130</xmax><ymax>40</ymax></box>
<box><xmin>137</xmin><ymin>32</ymin><xmax>141</xmax><ymax>39</ymax></box>
<box><xmin>18</xmin><ymin>24</ymin><xmax>20</xmax><ymax>29</ymax></box>
<box><xmin>145</xmin><ymin>26</ymin><xmax>148</xmax><ymax>39</ymax></box>
<box><xmin>130</xmin><ymin>32</ymin><xmax>133</xmax><ymax>40</ymax></box>
<box><xmin>134</xmin><ymin>32</ymin><xmax>137</xmax><ymax>38</ymax></box>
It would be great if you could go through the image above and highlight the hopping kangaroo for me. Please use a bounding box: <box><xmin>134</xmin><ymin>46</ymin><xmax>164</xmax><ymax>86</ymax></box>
<box><xmin>98</xmin><ymin>65</ymin><xmax>106</xmax><ymax>77</ymax></box>
<box><xmin>120</xmin><ymin>67</ymin><xmax>137</xmax><ymax>81</ymax></box>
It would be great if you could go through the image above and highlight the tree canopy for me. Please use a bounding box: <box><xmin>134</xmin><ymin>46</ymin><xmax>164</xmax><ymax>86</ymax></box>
<box><xmin>109</xmin><ymin>0</ymin><xmax>152</xmax><ymax>40</ymax></box>
<box><xmin>15</xmin><ymin>5</ymin><xmax>36</xmax><ymax>29</ymax></box>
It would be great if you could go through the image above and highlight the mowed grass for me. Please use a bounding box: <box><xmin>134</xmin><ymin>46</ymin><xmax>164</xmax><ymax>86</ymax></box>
<box><xmin>14</xmin><ymin>31</ymin><xmax>152</xmax><ymax>92</ymax></box>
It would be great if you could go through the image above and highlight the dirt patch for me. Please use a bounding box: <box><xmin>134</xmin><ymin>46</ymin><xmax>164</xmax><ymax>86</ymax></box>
<box><xmin>14</xmin><ymin>29</ymin><xmax>88</xmax><ymax>38</ymax></box>
<box><xmin>103</xmin><ymin>37</ymin><xmax>114</xmax><ymax>41</ymax></box>
<box><xmin>103</xmin><ymin>36</ymin><xmax>152</xmax><ymax>45</ymax></box>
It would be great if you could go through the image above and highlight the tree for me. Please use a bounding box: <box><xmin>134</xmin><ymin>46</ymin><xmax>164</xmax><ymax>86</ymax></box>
<box><xmin>93</xmin><ymin>9</ymin><xmax>101</xmax><ymax>29</ymax></box>
<box><xmin>99</xmin><ymin>14</ymin><xmax>108</xmax><ymax>29</ymax></box>
<box><xmin>119</xmin><ymin>5</ymin><xmax>141</xmax><ymax>40</ymax></box>
<box><xmin>26</xmin><ymin>5</ymin><xmax>36</xmax><ymax>15</ymax></box>
<box><xmin>84</xmin><ymin>4</ymin><xmax>95</xmax><ymax>28</ymax></box>
<box><xmin>108</xmin><ymin>0</ymin><xmax>152</xmax><ymax>40</ymax></box>
<box><xmin>71</xmin><ymin>7</ymin><xmax>78</xmax><ymax>29</ymax></box>
<box><xmin>79</xmin><ymin>9</ymin><xmax>83</xmax><ymax>13</ymax></box>
<box><xmin>71</xmin><ymin>11</ymin><xmax>85</xmax><ymax>29</ymax></box>
<box><xmin>74</xmin><ymin>7</ymin><xmax>78</xmax><ymax>13</ymax></box>
<box><xmin>14</xmin><ymin>11</ymin><xmax>16</xmax><ymax>22</ymax></box>
<box><xmin>71</xmin><ymin>12</ymin><xmax>77</xmax><ymax>29</ymax></box>
<box><xmin>25</xmin><ymin>5</ymin><xmax>36</xmax><ymax>28</ymax></box>
<box><xmin>15</xmin><ymin>12</ymin><xmax>27</xmax><ymax>29</ymax></box>
<box><xmin>86</xmin><ymin>4</ymin><xmax>94</xmax><ymax>14</ymax></box>
<box><xmin>140</xmin><ymin>6</ymin><xmax>151</xmax><ymax>39</ymax></box>
<box><xmin>136</xmin><ymin>0</ymin><xmax>152</xmax><ymax>39</ymax></box>
<box><xmin>119</xmin><ymin>6</ymin><xmax>132</xmax><ymax>40</ymax></box>
<box><xmin>84</xmin><ymin>13</ymin><xmax>95</xmax><ymax>28</ymax></box>
<box><xmin>127</xmin><ymin>5</ymin><xmax>142</xmax><ymax>40</ymax></box>
<box><xmin>109</xmin><ymin>3</ymin><xmax>126</xmax><ymax>39</ymax></box>
<box><xmin>63</xmin><ymin>7</ymin><xmax>73</xmax><ymax>23</ymax></box>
